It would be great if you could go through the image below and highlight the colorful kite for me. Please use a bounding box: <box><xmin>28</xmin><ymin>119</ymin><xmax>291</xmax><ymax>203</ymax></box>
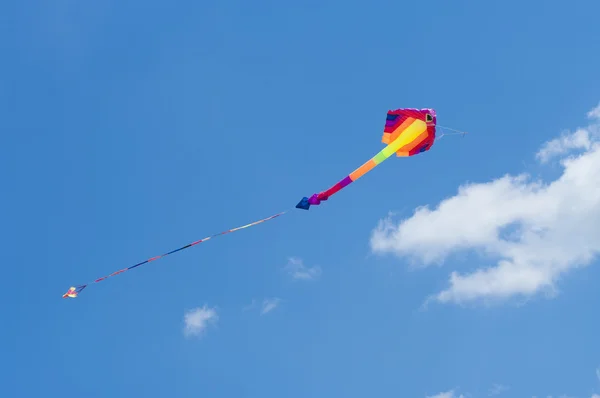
<box><xmin>63</xmin><ymin>108</ymin><xmax>461</xmax><ymax>299</ymax></box>
<box><xmin>296</xmin><ymin>108</ymin><xmax>437</xmax><ymax>210</ymax></box>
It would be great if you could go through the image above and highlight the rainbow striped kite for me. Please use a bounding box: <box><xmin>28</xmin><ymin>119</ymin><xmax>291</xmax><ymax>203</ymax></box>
<box><xmin>296</xmin><ymin>108</ymin><xmax>436</xmax><ymax>209</ymax></box>
<box><xmin>63</xmin><ymin>107</ymin><xmax>458</xmax><ymax>299</ymax></box>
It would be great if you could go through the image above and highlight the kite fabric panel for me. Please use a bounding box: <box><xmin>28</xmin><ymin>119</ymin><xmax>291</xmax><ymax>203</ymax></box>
<box><xmin>295</xmin><ymin>108</ymin><xmax>436</xmax><ymax>210</ymax></box>
<box><xmin>63</xmin><ymin>108</ymin><xmax>445</xmax><ymax>299</ymax></box>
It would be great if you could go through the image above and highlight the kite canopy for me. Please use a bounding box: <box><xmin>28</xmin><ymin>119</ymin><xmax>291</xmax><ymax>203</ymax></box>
<box><xmin>296</xmin><ymin>108</ymin><xmax>436</xmax><ymax>210</ymax></box>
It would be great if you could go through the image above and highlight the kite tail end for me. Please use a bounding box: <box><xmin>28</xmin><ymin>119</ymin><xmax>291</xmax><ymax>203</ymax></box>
<box><xmin>296</xmin><ymin>194</ymin><xmax>323</xmax><ymax>210</ymax></box>
<box><xmin>296</xmin><ymin>197</ymin><xmax>311</xmax><ymax>210</ymax></box>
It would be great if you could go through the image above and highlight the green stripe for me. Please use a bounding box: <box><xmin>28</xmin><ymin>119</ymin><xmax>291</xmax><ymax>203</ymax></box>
<box><xmin>373</xmin><ymin>150</ymin><xmax>388</xmax><ymax>164</ymax></box>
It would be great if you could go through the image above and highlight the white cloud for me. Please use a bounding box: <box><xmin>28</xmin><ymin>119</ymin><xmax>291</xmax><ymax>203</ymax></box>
<box><xmin>536</xmin><ymin>128</ymin><xmax>592</xmax><ymax>163</ymax></box>
<box><xmin>261</xmin><ymin>297</ymin><xmax>281</xmax><ymax>315</ymax></box>
<box><xmin>426</xmin><ymin>390</ymin><xmax>464</xmax><ymax>398</ymax></box>
<box><xmin>370</xmin><ymin>103</ymin><xmax>600</xmax><ymax>305</ymax></box>
<box><xmin>183</xmin><ymin>305</ymin><xmax>218</xmax><ymax>338</ymax></box>
<box><xmin>537</xmin><ymin>102</ymin><xmax>599</xmax><ymax>164</ymax></box>
<box><xmin>285</xmin><ymin>257</ymin><xmax>322</xmax><ymax>280</ymax></box>
<box><xmin>596</xmin><ymin>367</ymin><xmax>600</xmax><ymax>381</ymax></box>
<box><xmin>489</xmin><ymin>383</ymin><xmax>509</xmax><ymax>395</ymax></box>
<box><xmin>588</xmin><ymin>102</ymin><xmax>600</xmax><ymax>120</ymax></box>
<box><xmin>242</xmin><ymin>298</ymin><xmax>282</xmax><ymax>315</ymax></box>
<box><xmin>591</xmin><ymin>394</ymin><xmax>600</xmax><ymax>398</ymax></box>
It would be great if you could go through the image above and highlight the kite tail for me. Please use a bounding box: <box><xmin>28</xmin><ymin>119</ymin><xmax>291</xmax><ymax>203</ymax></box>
<box><xmin>297</xmin><ymin>114</ymin><xmax>431</xmax><ymax>210</ymax></box>
<box><xmin>62</xmin><ymin>210</ymin><xmax>289</xmax><ymax>298</ymax></box>
<box><xmin>295</xmin><ymin>146</ymin><xmax>388</xmax><ymax>209</ymax></box>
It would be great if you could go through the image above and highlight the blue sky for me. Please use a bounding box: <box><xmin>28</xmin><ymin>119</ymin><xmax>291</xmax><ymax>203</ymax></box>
<box><xmin>2</xmin><ymin>0</ymin><xmax>600</xmax><ymax>397</ymax></box>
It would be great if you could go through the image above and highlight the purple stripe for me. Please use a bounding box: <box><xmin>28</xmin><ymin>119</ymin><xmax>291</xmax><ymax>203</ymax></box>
<box><xmin>308</xmin><ymin>194</ymin><xmax>321</xmax><ymax>205</ymax></box>
<box><xmin>340</xmin><ymin>176</ymin><xmax>352</xmax><ymax>187</ymax></box>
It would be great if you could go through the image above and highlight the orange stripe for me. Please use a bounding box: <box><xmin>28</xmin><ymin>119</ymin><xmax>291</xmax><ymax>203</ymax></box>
<box><xmin>349</xmin><ymin>159</ymin><xmax>377</xmax><ymax>181</ymax></box>
<box><xmin>381</xmin><ymin>117</ymin><xmax>415</xmax><ymax>145</ymax></box>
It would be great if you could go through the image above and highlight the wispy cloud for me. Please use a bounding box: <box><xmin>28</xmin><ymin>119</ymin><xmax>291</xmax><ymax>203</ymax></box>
<box><xmin>536</xmin><ymin>102</ymin><xmax>599</xmax><ymax>164</ymax></box>
<box><xmin>535</xmin><ymin>128</ymin><xmax>592</xmax><ymax>164</ymax></box>
<box><xmin>596</xmin><ymin>367</ymin><xmax>600</xmax><ymax>382</ymax></box>
<box><xmin>285</xmin><ymin>257</ymin><xmax>321</xmax><ymax>280</ymax></box>
<box><xmin>260</xmin><ymin>298</ymin><xmax>281</xmax><ymax>315</ymax></box>
<box><xmin>489</xmin><ymin>383</ymin><xmax>509</xmax><ymax>396</ymax></box>
<box><xmin>183</xmin><ymin>305</ymin><xmax>218</xmax><ymax>338</ymax></box>
<box><xmin>243</xmin><ymin>298</ymin><xmax>282</xmax><ymax>315</ymax></box>
<box><xmin>588</xmin><ymin>102</ymin><xmax>600</xmax><ymax>119</ymax></box>
<box><xmin>370</xmin><ymin>102</ymin><xmax>600</xmax><ymax>305</ymax></box>
<box><xmin>426</xmin><ymin>390</ymin><xmax>464</xmax><ymax>398</ymax></box>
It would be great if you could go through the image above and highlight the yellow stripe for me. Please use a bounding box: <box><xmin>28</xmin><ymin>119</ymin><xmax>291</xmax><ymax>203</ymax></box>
<box><xmin>382</xmin><ymin>117</ymin><xmax>416</xmax><ymax>145</ymax></box>
<box><xmin>381</xmin><ymin>144</ymin><xmax>396</xmax><ymax>158</ymax></box>
<box><xmin>385</xmin><ymin>119</ymin><xmax>427</xmax><ymax>154</ymax></box>
<box><xmin>395</xmin><ymin>130</ymin><xmax>429</xmax><ymax>156</ymax></box>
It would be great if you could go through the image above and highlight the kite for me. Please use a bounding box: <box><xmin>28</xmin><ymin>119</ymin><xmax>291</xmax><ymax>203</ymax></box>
<box><xmin>63</xmin><ymin>107</ymin><xmax>463</xmax><ymax>298</ymax></box>
<box><xmin>296</xmin><ymin>108</ymin><xmax>437</xmax><ymax>210</ymax></box>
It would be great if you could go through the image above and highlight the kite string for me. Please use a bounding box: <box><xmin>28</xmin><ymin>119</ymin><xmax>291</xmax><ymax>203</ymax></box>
<box><xmin>438</xmin><ymin>124</ymin><xmax>468</xmax><ymax>134</ymax></box>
